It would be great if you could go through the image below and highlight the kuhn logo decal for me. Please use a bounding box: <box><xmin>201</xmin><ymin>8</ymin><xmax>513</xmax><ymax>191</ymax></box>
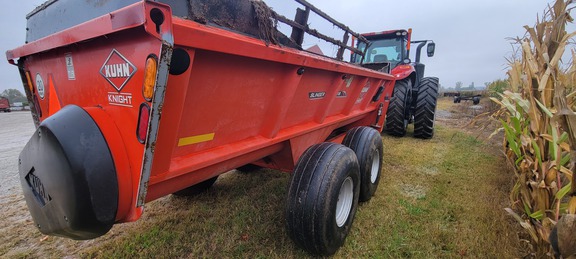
<box><xmin>99</xmin><ymin>49</ymin><xmax>137</xmax><ymax>92</ymax></box>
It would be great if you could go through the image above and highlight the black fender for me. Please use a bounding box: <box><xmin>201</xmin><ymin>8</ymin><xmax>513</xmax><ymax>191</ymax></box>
<box><xmin>19</xmin><ymin>105</ymin><xmax>118</xmax><ymax>239</ymax></box>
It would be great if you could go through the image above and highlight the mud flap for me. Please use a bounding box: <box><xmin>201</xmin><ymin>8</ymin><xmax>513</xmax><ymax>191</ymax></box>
<box><xmin>19</xmin><ymin>105</ymin><xmax>118</xmax><ymax>240</ymax></box>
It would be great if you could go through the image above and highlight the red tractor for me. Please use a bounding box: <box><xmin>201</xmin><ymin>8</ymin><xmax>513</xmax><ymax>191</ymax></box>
<box><xmin>0</xmin><ymin>96</ymin><xmax>11</xmax><ymax>112</ymax></box>
<box><xmin>352</xmin><ymin>29</ymin><xmax>439</xmax><ymax>138</ymax></box>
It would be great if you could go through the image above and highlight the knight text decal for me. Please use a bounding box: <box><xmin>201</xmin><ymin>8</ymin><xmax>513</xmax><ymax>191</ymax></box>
<box><xmin>108</xmin><ymin>92</ymin><xmax>133</xmax><ymax>107</ymax></box>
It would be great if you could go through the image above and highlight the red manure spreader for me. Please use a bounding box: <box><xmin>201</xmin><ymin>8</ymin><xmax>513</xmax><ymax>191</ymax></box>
<box><xmin>6</xmin><ymin>0</ymin><xmax>436</xmax><ymax>255</ymax></box>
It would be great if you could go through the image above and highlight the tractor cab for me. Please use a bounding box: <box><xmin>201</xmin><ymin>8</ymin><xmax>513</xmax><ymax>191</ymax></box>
<box><xmin>352</xmin><ymin>29</ymin><xmax>435</xmax><ymax>87</ymax></box>
<box><xmin>352</xmin><ymin>29</ymin><xmax>409</xmax><ymax>73</ymax></box>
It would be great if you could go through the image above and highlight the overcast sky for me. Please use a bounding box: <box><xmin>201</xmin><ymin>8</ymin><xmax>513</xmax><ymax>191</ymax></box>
<box><xmin>0</xmin><ymin>0</ymin><xmax>572</xmax><ymax>93</ymax></box>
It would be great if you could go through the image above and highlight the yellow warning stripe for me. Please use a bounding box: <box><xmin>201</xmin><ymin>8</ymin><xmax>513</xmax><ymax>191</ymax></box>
<box><xmin>178</xmin><ymin>133</ymin><xmax>215</xmax><ymax>147</ymax></box>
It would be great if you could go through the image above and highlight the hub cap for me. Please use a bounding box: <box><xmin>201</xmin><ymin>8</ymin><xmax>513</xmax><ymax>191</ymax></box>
<box><xmin>336</xmin><ymin>176</ymin><xmax>354</xmax><ymax>227</ymax></box>
<box><xmin>370</xmin><ymin>151</ymin><xmax>380</xmax><ymax>183</ymax></box>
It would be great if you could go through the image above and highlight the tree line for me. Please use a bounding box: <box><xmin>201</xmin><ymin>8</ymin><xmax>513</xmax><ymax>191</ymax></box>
<box><xmin>0</xmin><ymin>89</ymin><xmax>27</xmax><ymax>104</ymax></box>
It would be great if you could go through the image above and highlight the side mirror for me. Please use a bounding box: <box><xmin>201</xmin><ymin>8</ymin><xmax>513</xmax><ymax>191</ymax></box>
<box><xmin>427</xmin><ymin>42</ymin><xmax>435</xmax><ymax>57</ymax></box>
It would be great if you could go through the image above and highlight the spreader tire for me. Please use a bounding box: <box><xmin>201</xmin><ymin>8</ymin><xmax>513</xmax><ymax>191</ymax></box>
<box><xmin>385</xmin><ymin>79</ymin><xmax>411</xmax><ymax>137</ymax></box>
<box><xmin>413</xmin><ymin>77</ymin><xmax>440</xmax><ymax>139</ymax></box>
<box><xmin>342</xmin><ymin>127</ymin><xmax>383</xmax><ymax>202</ymax></box>
<box><xmin>172</xmin><ymin>176</ymin><xmax>218</xmax><ymax>197</ymax></box>
<box><xmin>286</xmin><ymin>143</ymin><xmax>360</xmax><ymax>256</ymax></box>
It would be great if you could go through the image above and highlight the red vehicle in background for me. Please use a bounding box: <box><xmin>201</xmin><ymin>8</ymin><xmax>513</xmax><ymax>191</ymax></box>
<box><xmin>0</xmin><ymin>96</ymin><xmax>11</xmax><ymax>112</ymax></box>
<box><xmin>352</xmin><ymin>29</ymin><xmax>439</xmax><ymax>139</ymax></box>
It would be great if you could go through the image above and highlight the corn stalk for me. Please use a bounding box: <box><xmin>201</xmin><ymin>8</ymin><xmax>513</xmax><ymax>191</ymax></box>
<box><xmin>495</xmin><ymin>0</ymin><xmax>576</xmax><ymax>256</ymax></box>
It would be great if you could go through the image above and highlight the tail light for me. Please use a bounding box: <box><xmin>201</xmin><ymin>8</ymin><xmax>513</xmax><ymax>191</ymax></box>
<box><xmin>142</xmin><ymin>56</ymin><xmax>158</xmax><ymax>101</ymax></box>
<box><xmin>25</xmin><ymin>71</ymin><xmax>34</xmax><ymax>93</ymax></box>
<box><xmin>136</xmin><ymin>103</ymin><xmax>150</xmax><ymax>143</ymax></box>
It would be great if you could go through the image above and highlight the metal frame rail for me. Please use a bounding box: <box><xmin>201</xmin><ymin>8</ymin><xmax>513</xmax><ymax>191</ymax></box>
<box><xmin>269</xmin><ymin>0</ymin><xmax>369</xmax><ymax>60</ymax></box>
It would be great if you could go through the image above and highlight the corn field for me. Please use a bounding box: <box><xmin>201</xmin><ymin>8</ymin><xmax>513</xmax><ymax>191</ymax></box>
<box><xmin>493</xmin><ymin>0</ymin><xmax>576</xmax><ymax>257</ymax></box>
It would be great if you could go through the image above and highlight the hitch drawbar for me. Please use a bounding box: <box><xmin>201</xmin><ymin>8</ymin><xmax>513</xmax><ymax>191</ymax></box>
<box><xmin>19</xmin><ymin>105</ymin><xmax>118</xmax><ymax>239</ymax></box>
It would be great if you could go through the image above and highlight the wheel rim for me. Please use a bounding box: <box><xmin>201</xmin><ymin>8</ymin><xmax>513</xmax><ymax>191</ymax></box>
<box><xmin>336</xmin><ymin>176</ymin><xmax>354</xmax><ymax>227</ymax></box>
<box><xmin>370</xmin><ymin>150</ymin><xmax>380</xmax><ymax>184</ymax></box>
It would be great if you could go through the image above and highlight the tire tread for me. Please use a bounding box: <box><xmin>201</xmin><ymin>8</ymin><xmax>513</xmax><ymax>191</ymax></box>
<box><xmin>385</xmin><ymin>80</ymin><xmax>410</xmax><ymax>137</ymax></box>
<box><xmin>413</xmin><ymin>77</ymin><xmax>439</xmax><ymax>139</ymax></box>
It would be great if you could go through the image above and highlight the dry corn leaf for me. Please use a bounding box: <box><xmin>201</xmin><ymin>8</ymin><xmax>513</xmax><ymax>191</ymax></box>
<box><xmin>547</xmin><ymin>168</ymin><xmax>559</xmax><ymax>185</ymax></box>
<box><xmin>568</xmin><ymin>197</ymin><xmax>576</xmax><ymax>214</ymax></box>
<box><xmin>505</xmin><ymin>208</ymin><xmax>539</xmax><ymax>242</ymax></box>
<box><xmin>500</xmin><ymin>0</ymin><xmax>576</xmax><ymax>254</ymax></box>
<box><xmin>560</xmin><ymin>165</ymin><xmax>573</xmax><ymax>179</ymax></box>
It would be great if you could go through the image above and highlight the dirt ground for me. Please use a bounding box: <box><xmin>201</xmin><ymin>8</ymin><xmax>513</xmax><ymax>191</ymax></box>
<box><xmin>0</xmin><ymin>112</ymin><xmax>39</xmax><ymax>257</ymax></box>
<box><xmin>0</xmin><ymin>112</ymin><xmax>147</xmax><ymax>257</ymax></box>
<box><xmin>0</xmin><ymin>97</ymin><xmax>508</xmax><ymax>258</ymax></box>
<box><xmin>436</xmin><ymin>97</ymin><xmax>503</xmax><ymax>147</ymax></box>
<box><xmin>0</xmin><ymin>112</ymin><xmax>35</xmax><ymax>199</ymax></box>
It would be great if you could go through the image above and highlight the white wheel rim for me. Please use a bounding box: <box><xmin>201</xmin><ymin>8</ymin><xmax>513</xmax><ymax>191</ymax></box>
<box><xmin>370</xmin><ymin>150</ymin><xmax>380</xmax><ymax>184</ymax></box>
<box><xmin>336</xmin><ymin>176</ymin><xmax>354</xmax><ymax>227</ymax></box>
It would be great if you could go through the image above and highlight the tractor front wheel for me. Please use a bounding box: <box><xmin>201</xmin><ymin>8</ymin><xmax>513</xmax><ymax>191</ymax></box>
<box><xmin>384</xmin><ymin>79</ymin><xmax>411</xmax><ymax>137</ymax></box>
<box><xmin>413</xmin><ymin>77</ymin><xmax>440</xmax><ymax>139</ymax></box>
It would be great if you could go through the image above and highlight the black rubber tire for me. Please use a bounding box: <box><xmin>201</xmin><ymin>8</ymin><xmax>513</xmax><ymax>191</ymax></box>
<box><xmin>236</xmin><ymin>164</ymin><xmax>261</xmax><ymax>173</ymax></box>
<box><xmin>472</xmin><ymin>96</ymin><xmax>480</xmax><ymax>105</ymax></box>
<box><xmin>413</xmin><ymin>77</ymin><xmax>440</xmax><ymax>139</ymax></box>
<box><xmin>285</xmin><ymin>143</ymin><xmax>360</xmax><ymax>256</ymax></box>
<box><xmin>384</xmin><ymin>79</ymin><xmax>411</xmax><ymax>137</ymax></box>
<box><xmin>342</xmin><ymin>127</ymin><xmax>383</xmax><ymax>202</ymax></box>
<box><xmin>172</xmin><ymin>176</ymin><xmax>218</xmax><ymax>197</ymax></box>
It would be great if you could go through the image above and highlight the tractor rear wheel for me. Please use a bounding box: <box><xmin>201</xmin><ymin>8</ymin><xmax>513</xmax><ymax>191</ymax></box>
<box><xmin>413</xmin><ymin>77</ymin><xmax>440</xmax><ymax>139</ymax></box>
<box><xmin>384</xmin><ymin>79</ymin><xmax>411</xmax><ymax>137</ymax></box>
<box><xmin>286</xmin><ymin>143</ymin><xmax>360</xmax><ymax>256</ymax></box>
<box><xmin>172</xmin><ymin>176</ymin><xmax>218</xmax><ymax>197</ymax></box>
<box><xmin>342</xmin><ymin>126</ymin><xmax>383</xmax><ymax>202</ymax></box>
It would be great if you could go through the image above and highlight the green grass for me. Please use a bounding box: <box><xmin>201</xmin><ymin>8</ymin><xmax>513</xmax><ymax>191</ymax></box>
<box><xmin>78</xmin><ymin>124</ymin><xmax>522</xmax><ymax>258</ymax></box>
<box><xmin>337</xmin><ymin>126</ymin><xmax>521</xmax><ymax>258</ymax></box>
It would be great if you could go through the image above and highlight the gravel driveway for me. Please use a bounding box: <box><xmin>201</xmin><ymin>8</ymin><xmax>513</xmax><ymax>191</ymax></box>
<box><xmin>0</xmin><ymin>112</ymin><xmax>35</xmax><ymax>202</ymax></box>
<box><xmin>0</xmin><ymin>112</ymin><xmax>44</xmax><ymax>257</ymax></box>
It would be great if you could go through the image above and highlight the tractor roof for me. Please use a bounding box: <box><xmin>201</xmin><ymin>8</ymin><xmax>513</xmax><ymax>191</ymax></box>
<box><xmin>361</xmin><ymin>29</ymin><xmax>408</xmax><ymax>38</ymax></box>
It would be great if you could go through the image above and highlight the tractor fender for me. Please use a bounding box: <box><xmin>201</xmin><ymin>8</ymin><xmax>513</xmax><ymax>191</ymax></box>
<box><xmin>391</xmin><ymin>65</ymin><xmax>416</xmax><ymax>86</ymax></box>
